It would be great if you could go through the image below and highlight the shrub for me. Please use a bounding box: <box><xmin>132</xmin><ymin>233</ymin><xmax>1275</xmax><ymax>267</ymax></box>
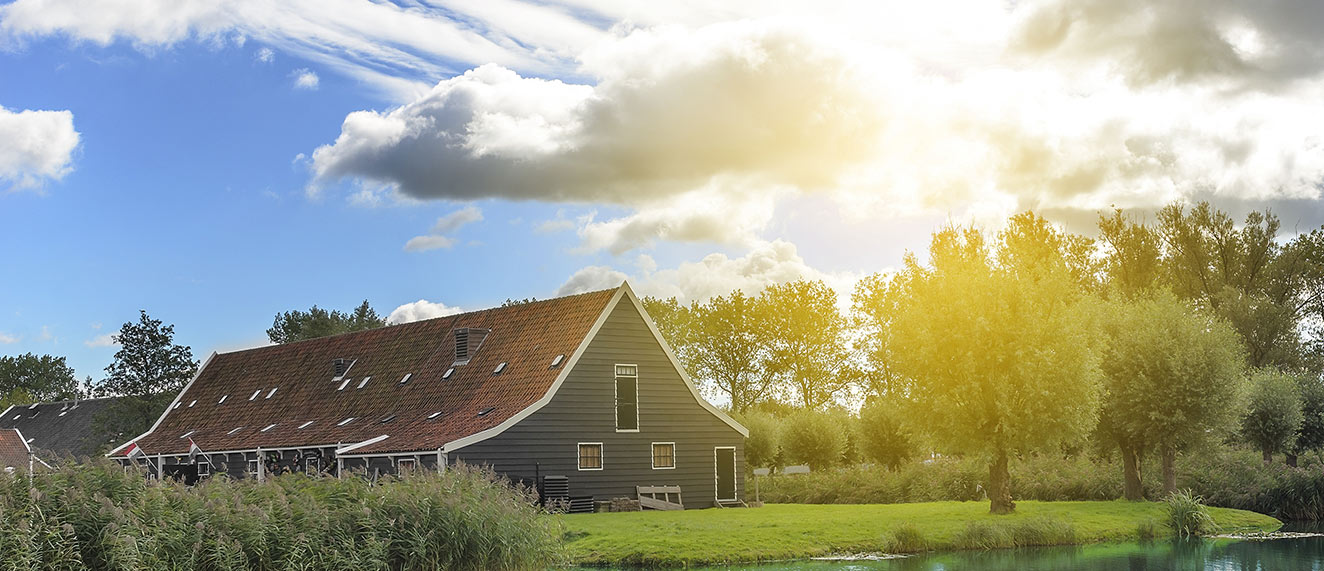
<box><xmin>880</xmin><ymin>522</ymin><xmax>929</xmax><ymax>553</ymax></box>
<box><xmin>735</xmin><ymin>411</ymin><xmax>782</xmax><ymax>470</ymax></box>
<box><xmin>857</xmin><ymin>401</ymin><xmax>915</xmax><ymax>470</ymax></box>
<box><xmin>1009</xmin><ymin>516</ymin><xmax>1076</xmax><ymax>547</ymax></box>
<box><xmin>1166</xmin><ymin>489</ymin><xmax>1219</xmax><ymax>538</ymax></box>
<box><xmin>781</xmin><ymin>411</ymin><xmax>846</xmax><ymax>470</ymax></box>
<box><xmin>0</xmin><ymin>460</ymin><xmax>565</xmax><ymax>570</ymax></box>
<box><xmin>952</xmin><ymin>521</ymin><xmax>1014</xmax><ymax>550</ymax></box>
<box><xmin>1135</xmin><ymin>518</ymin><xmax>1159</xmax><ymax>541</ymax></box>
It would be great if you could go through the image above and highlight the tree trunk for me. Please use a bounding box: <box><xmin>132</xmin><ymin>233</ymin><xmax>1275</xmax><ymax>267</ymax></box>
<box><xmin>1121</xmin><ymin>444</ymin><xmax>1144</xmax><ymax>501</ymax></box>
<box><xmin>1161</xmin><ymin>444</ymin><xmax>1177</xmax><ymax>495</ymax></box>
<box><xmin>1287</xmin><ymin>453</ymin><xmax>1298</xmax><ymax>468</ymax></box>
<box><xmin>988</xmin><ymin>448</ymin><xmax>1015</xmax><ymax>514</ymax></box>
<box><xmin>1263</xmin><ymin>449</ymin><xmax>1273</xmax><ymax>465</ymax></box>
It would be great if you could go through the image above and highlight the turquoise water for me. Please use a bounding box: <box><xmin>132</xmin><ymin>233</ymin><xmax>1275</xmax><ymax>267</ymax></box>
<box><xmin>686</xmin><ymin>534</ymin><xmax>1324</xmax><ymax>570</ymax></box>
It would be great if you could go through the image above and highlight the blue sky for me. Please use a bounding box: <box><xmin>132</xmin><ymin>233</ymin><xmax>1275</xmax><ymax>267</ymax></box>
<box><xmin>2</xmin><ymin>1</ymin><xmax>1324</xmax><ymax>383</ymax></box>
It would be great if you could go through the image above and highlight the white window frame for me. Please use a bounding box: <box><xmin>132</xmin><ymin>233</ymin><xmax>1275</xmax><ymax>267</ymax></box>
<box><xmin>247</xmin><ymin>459</ymin><xmax>258</xmax><ymax>476</ymax></box>
<box><xmin>196</xmin><ymin>461</ymin><xmax>210</xmax><ymax>477</ymax></box>
<box><xmin>396</xmin><ymin>457</ymin><xmax>417</xmax><ymax>472</ymax></box>
<box><xmin>651</xmin><ymin>442</ymin><xmax>676</xmax><ymax>470</ymax></box>
<box><xmin>577</xmin><ymin>442</ymin><xmax>603</xmax><ymax>471</ymax></box>
<box><xmin>305</xmin><ymin>456</ymin><xmax>321</xmax><ymax>474</ymax></box>
<box><xmin>615</xmin><ymin>364</ymin><xmax>639</xmax><ymax>432</ymax></box>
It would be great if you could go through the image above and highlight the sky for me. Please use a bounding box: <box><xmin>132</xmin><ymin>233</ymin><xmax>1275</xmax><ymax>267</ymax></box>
<box><xmin>2</xmin><ymin>0</ymin><xmax>1324</xmax><ymax>383</ymax></box>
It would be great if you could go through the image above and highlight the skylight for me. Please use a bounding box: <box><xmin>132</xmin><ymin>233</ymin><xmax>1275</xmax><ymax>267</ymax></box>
<box><xmin>58</xmin><ymin>411</ymin><xmax>67</xmax><ymax>417</ymax></box>
<box><xmin>218</xmin><ymin>395</ymin><xmax>229</xmax><ymax>404</ymax></box>
<box><xmin>261</xmin><ymin>424</ymin><xmax>277</xmax><ymax>432</ymax></box>
<box><xmin>337</xmin><ymin>379</ymin><xmax>351</xmax><ymax>391</ymax></box>
<box><xmin>11</xmin><ymin>415</ymin><xmax>17</xmax><ymax>420</ymax></box>
<box><xmin>227</xmin><ymin>427</ymin><xmax>243</xmax><ymax>435</ymax></box>
<box><xmin>379</xmin><ymin>414</ymin><xmax>396</xmax><ymax>424</ymax></box>
<box><xmin>443</xmin><ymin>368</ymin><xmax>454</xmax><ymax>380</ymax></box>
<box><xmin>298</xmin><ymin>421</ymin><xmax>314</xmax><ymax>429</ymax></box>
<box><xmin>357</xmin><ymin>376</ymin><xmax>370</xmax><ymax>389</ymax></box>
<box><xmin>27</xmin><ymin>403</ymin><xmax>37</xmax><ymax>409</ymax></box>
<box><xmin>551</xmin><ymin>354</ymin><xmax>565</xmax><ymax>368</ymax></box>
<box><xmin>337</xmin><ymin>417</ymin><xmax>355</xmax><ymax>426</ymax></box>
<box><xmin>249</xmin><ymin>390</ymin><xmax>261</xmax><ymax>401</ymax></box>
<box><xmin>493</xmin><ymin>362</ymin><xmax>507</xmax><ymax>374</ymax></box>
<box><xmin>173</xmin><ymin>402</ymin><xmax>181</xmax><ymax>409</ymax></box>
<box><xmin>266</xmin><ymin>388</ymin><xmax>277</xmax><ymax>399</ymax></box>
<box><xmin>188</xmin><ymin>400</ymin><xmax>197</xmax><ymax>408</ymax></box>
<box><xmin>180</xmin><ymin>430</ymin><xmax>194</xmax><ymax>439</ymax></box>
<box><xmin>399</xmin><ymin>373</ymin><xmax>411</xmax><ymax>384</ymax></box>
<box><xmin>477</xmin><ymin>407</ymin><xmax>495</xmax><ymax>417</ymax></box>
<box><xmin>427</xmin><ymin>411</ymin><xmax>444</xmax><ymax>420</ymax></box>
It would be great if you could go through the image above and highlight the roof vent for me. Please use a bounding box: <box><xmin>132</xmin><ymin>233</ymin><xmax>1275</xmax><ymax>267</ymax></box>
<box><xmin>550</xmin><ymin>354</ymin><xmax>565</xmax><ymax>368</ymax></box>
<box><xmin>379</xmin><ymin>414</ymin><xmax>396</xmax><ymax>424</ymax></box>
<box><xmin>333</xmin><ymin>358</ymin><xmax>349</xmax><ymax>378</ymax></box>
<box><xmin>477</xmin><ymin>407</ymin><xmax>495</xmax><ymax>417</ymax></box>
<box><xmin>451</xmin><ymin>328</ymin><xmax>490</xmax><ymax>365</ymax></box>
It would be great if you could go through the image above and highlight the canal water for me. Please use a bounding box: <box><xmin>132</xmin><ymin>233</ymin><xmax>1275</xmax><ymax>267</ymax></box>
<box><xmin>691</xmin><ymin>530</ymin><xmax>1324</xmax><ymax>570</ymax></box>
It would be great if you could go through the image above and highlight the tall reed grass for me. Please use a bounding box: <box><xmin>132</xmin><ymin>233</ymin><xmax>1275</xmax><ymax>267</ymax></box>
<box><xmin>0</xmin><ymin>460</ymin><xmax>565</xmax><ymax>570</ymax></box>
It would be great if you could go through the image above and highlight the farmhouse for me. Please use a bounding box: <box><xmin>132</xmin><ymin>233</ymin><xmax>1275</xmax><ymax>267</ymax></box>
<box><xmin>111</xmin><ymin>283</ymin><xmax>747</xmax><ymax>507</ymax></box>
<box><xmin>0</xmin><ymin>397</ymin><xmax>125</xmax><ymax>459</ymax></box>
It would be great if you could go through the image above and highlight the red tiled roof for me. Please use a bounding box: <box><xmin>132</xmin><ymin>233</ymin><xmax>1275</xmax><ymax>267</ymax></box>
<box><xmin>0</xmin><ymin>429</ymin><xmax>30</xmax><ymax>470</ymax></box>
<box><xmin>130</xmin><ymin>287</ymin><xmax>619</xmax><ymax>456</ymax></box>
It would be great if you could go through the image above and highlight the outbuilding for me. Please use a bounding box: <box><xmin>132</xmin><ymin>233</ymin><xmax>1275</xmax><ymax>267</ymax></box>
<box><xmin>111</xmin><ymin>283</ymin><xmax>747</xmax><ymax>508</ymax></box>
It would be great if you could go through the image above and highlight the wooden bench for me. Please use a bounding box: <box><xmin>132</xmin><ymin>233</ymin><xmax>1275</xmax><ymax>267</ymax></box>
<box><xmin>637</xmin><ymin>485</ymin><xmax>684</xmax><ymax>510</ymax></box>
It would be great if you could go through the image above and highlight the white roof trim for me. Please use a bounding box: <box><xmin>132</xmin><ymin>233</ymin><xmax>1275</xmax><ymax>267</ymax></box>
<box><xmin>335</xmin><ymin>434</ymin><xmax>390</xmax><ymax>455</ymax></box>
<box><xmin>442</xmin><ymin>286</ymin><xmax>626</xmax><ymax>452</ymax></box>
<box><xmin>107</xmin><ymin>351</ymin><xmax>216</xmax><ymax>456</ymax></box>
<box><xmin>12</xmin><ymin>428</ymin><xmax>30</xmax><ymax>454</ymax></box>
<box><xmin>442</xmin><ymin>282</ymin><xmax>748</xmax><ymax>449</ymax></box>
<box><xmin>620</xmin><ymin>282</ymin><xmax>748</xmax><ymax>437</ymax></box>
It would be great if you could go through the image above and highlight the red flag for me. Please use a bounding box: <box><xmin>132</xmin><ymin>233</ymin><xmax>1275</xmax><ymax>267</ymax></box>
<box><xmin>125</xmin><ymin>442</ymin><xmax>145</xmax><ymax>460</ymax></box>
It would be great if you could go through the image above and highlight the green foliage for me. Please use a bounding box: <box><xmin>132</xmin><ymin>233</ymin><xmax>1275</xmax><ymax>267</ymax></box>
<box><xmin>760</xmin><ymin>280</ymin><xmax>854</xmax><ymax>409</ymax></box>
<box><xmin>881</xmin><ymin>522</ymin><xmax>929</xmax><ymax>553</ymax></box>
<box><xmin>781</xmin><ymin>410</ymin><xmax>846</xmax><ymax>470</ymax></box>
<box><xmin>1166</xmin><ymin>490</ymin><xmax>1219</xmax><ymax>538</ymax></box>
<box><xmin>887</xmin><ymin>213</ymin><xmax>1104</xmax><ymax>512</ymax></box>
<box><xmin>92</xmin><ymin>311</ymin><xmax>198</xmax><ymax>441</ymax></box>
<box><xmin>1294</xmin><ymin>374</ymin><xmax>1324</xmax><ymax>455</ymax></box>
<box><xmin>856</xmin><ymin>400</ymin><xmax>914</xmax><ymax>470</ymax></box>
<box><xmin>0</xmin><ymin>460</ymin><xmax>564</xmax><ymax>570</ymax></box>
<box><xmin>1135</xmin><ymin>518</ymin><xmax>1159</xmax><ymax>541</ymax></box>
<box><xmin>1242</xmin><ymin>369</ymin><xmax>1304</xmax><ymax>461</ymax></box>
<box><xmin>266</xmin><ymin>300</ymin><xmax>386</xmax><ymax>344</ymax></box>
<box><xmin>0</xmin><ymin>353</ymin><xmax>84</xmax><ymax>407</ymax></box>
<box><xmin>732</xmin><ymin>410</ymin><xmax>781</xmax><ymax>470</ymax></box>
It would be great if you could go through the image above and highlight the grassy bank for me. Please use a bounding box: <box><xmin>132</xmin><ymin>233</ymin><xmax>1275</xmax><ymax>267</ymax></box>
<box><xmin>562</xmin><ymin>501</ymin><xmax>1280</xmax><ymax>567</ymax></box>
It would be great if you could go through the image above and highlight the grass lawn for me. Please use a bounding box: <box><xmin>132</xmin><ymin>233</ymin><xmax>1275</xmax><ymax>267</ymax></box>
<box><xmin>561</xmin><ymin>501</ymin><xmax>1281</xmax><ymax>567</ymax></box>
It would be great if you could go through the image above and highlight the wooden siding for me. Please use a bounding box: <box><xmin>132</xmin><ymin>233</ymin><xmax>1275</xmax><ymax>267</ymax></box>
<box><xmin>452</xmin><ymin>296</ymin><xmax>745</xmax><ymax>507</ymax></box>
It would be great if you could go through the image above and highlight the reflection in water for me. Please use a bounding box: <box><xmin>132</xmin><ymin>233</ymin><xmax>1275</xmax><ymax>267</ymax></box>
<box><xmin>688</xmin><ymin>534</ymin><xmax>1324</xmax><ymax>571</ymax></box>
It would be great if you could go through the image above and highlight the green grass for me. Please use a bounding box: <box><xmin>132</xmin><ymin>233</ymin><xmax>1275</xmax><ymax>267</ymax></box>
<box><xmin>562</xmin><ymin>501</ymin><xmax>1281</xmax><ymax>567</ymax></box>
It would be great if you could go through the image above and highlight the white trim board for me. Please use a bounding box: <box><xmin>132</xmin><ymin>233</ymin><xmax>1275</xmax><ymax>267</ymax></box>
<box><xmin>107</xmin><ymin>352</ymin><xmax>217</xmax><ymax>457</ymax></box>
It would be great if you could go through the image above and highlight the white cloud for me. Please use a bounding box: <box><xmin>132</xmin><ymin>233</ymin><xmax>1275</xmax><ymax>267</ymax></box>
<box><xmin>402</xmin><ymin>235</ymin><xmax>456</xmax><ymax>252</ymax></box>
<box><xmin>292</xmin><ymin>68</ymin><xmax>319</xmax><ymax>89</ymax></box>
<box><xmin>575</xmin><ymin>185</ymin><xmax>780</xmax><ymax>253</ymax></box>
<box><xmin>0</xmin><ymin>332</ymin><xmax>18</xmax><ymax>344</ymax></box>
<box><xmin>557</xmin><ymin>239</ymin><xmax>859</xmax><ymax>305</ymax></box>
<box><xmin>0</xmin><ymin>106</ymin><xmax>79</xmax><ymax>191</ymax></box>
<box><xmin>255</xmin><ymin>46</ymin><xmax>273</xmax><ymax>63</ymax></box>
<box><xmin>309</xmin><ymin>24</ymin><xmax>881</xmax><ymax>205</ymax></box>
<box><xmin>84</xmin><ymin>333</ymin><xmax>117</xmax><ymax>348</ymax></box>
<box><xmin>431</xmin><ymin>205</ymin><xmax>483</xmax><ymax>234</ymax></box>
<box><xmin>388</xmin><ymin>299</ymin><xmax>464</xmax><ymax>324</ymax></box>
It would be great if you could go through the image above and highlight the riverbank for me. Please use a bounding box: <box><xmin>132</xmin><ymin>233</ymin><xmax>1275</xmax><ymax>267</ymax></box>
<box><xmin>562</xmin><ymin>501</ymin><xmax>1281</xmax><ymax>567</ymax></box>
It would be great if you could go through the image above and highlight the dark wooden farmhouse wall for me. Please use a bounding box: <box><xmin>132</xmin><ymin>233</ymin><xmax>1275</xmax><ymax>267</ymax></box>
<box><xmin>453</xmin><ymin>296</ymin><xmax>745</xmax><ymax>507</ymax></box>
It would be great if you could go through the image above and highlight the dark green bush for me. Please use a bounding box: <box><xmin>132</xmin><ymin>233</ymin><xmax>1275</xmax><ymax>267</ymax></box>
<box><xmin>0</xmin><ymin>460</ymin><xmax>565</xmax><ymax>570</ymax></box>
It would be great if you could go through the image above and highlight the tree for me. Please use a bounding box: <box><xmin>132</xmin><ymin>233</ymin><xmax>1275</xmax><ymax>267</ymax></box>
<box><xmin>734</xmin><ymin>410</ymin><xmax>782</xmax><ymax>470</ymax></box>
<box><xmin>781</xmin><ymin>410</ymin><xmax>845</xmax><ymax>470</ymax></box>
<box><xmin>857</xmin><ymin>399</ymin><xmax>914</xmax><ymax>470</ymax></box>
<box><xmin>762</xmin><ymin>280</ymin><xmax>855</xmax><ymax>409</ymax></box>
<box><xmin>1097</xmin><ymin>209</ymin><xmax>1164</xmax><ymax>299</ymax></box>
<box><xmin>1242</xmin><ymin>369</ymin><xmax>1305</xmax><ymax>465</ymax></box>
<box><xmin>851</xmin><ymin>273</ymin><xmax>906</xmax><ymax>398</ymax></box>
<box><xmin>1099</xmin><ymin>294</ymin><xmax>1246</xmax><ymax>497</ymax></box>
<box><xmin>0</xmin><ymin>353</ymin><xmax>84</xmax><ymax>407</ymax></box>
<box><xmin>267</xmin><ymin>300</ymin><xmax>386</xmax><ymax>344</ymax></box>
<box><xmin>688</xmin><ymin>291</ymin><xmax>780</xmax><ymax>413</ymax></box>
<box><xmin>1291</xmin><ymin>373</ymin><xmax>1324</xmax><ymax>467</ymax></box>
<box><xmin>887</xmin><ymin>213</ymin><xmax>1103</xmax><ymax>514</ymax></box>
<box><xmin>93</xmin><ymin>311</ymin><xmax>199</xmax><ymax>441</ymax></box>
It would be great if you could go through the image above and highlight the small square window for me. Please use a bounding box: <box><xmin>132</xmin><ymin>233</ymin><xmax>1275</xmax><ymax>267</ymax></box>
<box><xmin>197</xmin><ymin>462</ymin><xmax>210</xmax><ymax>477</ymax></box>
<box><xmin>397</xmin><ymin>458</ymin><xmax>416</xmax><ymax>472</ymax></box>
<box><xmin>578</xmin><ymin>443</ymin><xmax>602</xmax><ymax>470</ymax></box>
<box><xmin>247</xmin><ymin>459</ymin><xmax>258</xmax><ymax>475</ymax></box>
<box><xmin>652</xmin><ymin>443</ymin><xmax>676</xmax><ymax>469</ymax></box>
<box><xmin>305</xmin><ymin>456</ymin><xmax>321</xmax><ymax>474</ymax></box>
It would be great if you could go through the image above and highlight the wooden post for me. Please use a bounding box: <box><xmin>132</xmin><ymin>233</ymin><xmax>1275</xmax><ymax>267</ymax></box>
<box><xmin>257</xmin><ymin>447</ymin><xmax>264</xmax><ymax>483</ymax></box>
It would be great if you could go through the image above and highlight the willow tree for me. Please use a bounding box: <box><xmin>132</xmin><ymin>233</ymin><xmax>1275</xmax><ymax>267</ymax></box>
<box><xmin>887</xmin><ymin>212</ymin><xmax>1103</xmax><ymax>514</ymax></box>
<box><xmin>1100</xmin><ymin>294</ymin><xmax>1245</xmax><ymax>497</ymax></box>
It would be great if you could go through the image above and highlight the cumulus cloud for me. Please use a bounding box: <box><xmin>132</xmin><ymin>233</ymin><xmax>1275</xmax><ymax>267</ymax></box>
<box><xmin>0</xmin><ymin>106</ymin><xmax>80</xmax><ymax>191</ymax></box>
<box><xmin>387</xmin><ymin>299</ymin><xmax>463</xmax><ymax>324</ymax></box>
<box><xmin>292</xmin><ymin>68</ymin><xmax>319</xmax><ymax>89</ymax></box>
<box><xmin>0</xmin><ymin>332</ymin><xmax>18</xmax><ymax>344</ymax></box>
<box><xmin>557</xmin><ymin>239</ymin><xmax>858</xmax><ymax>305</ymax></box>
<box><xmin>575</xmin><ymin>185</ymin><xmax>780</xmax><ymax>254</ymax></box>
<box><xmin>84</xmin><ymin>333</ymin><xmax>117</xmax><ymax>348</ymax></box>
<box><xmin>403</xmin><ymin>205</ymin><xmax>483</xmax><ymax>252</ymax></box>
<box><xmin>255</xmin><ymin>46</ymin><xmax>273</xmax><ymax>63</ymax></box>
<box><xmin>309</xmin><ymin>23</ymin><xmax>881</xmax><ymax>205</ymax></box>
